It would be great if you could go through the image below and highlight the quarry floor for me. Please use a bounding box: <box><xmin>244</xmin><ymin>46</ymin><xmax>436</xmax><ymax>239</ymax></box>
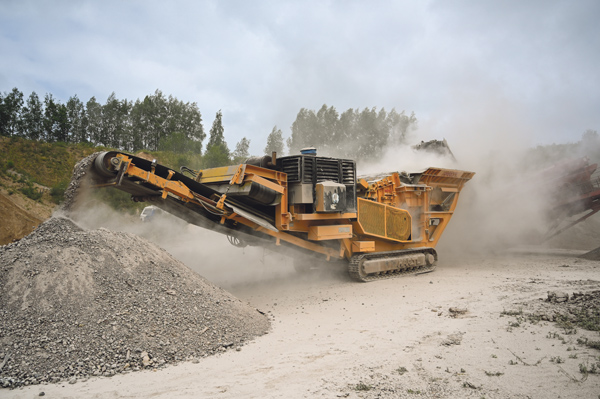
<box><xmin>4</xmin><ymin>237</ymin><xmax>600</xmax><ymax>398</ymax></box>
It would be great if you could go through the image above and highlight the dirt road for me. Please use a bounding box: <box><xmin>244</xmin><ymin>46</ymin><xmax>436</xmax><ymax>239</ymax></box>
<box><xmin>5</xmin><ymin>247</ymin><xmax>599</xmax><ymax>398</ymax></box>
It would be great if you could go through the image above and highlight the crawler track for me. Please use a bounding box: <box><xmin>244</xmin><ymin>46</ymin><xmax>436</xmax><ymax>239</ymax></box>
<box><xmin>348</xmin><ymin>248</ymin><xmax>437</xmax><ymax>282</ymax></box>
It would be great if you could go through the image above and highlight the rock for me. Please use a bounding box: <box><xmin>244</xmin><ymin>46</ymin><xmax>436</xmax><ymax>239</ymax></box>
<box><xmin>141</xmin><ymin>352</ymin><xmax>151</xmax><ymax>367</ymax></box>
<box><xmin>547</xmin><ymin>291</ymin><xmax>569</xmax><ymax>303</ymax></box>
<box><xmin>441</xmin><ymin>332</ymin><xmax>464</xmax><ymax>346</ymax></box>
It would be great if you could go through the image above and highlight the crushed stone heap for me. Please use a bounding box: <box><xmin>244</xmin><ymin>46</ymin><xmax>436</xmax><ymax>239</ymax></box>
<box><xmin>0</xmin><ymin>217</ymin><xmax>270</xmax><ymax>388</ymax></box>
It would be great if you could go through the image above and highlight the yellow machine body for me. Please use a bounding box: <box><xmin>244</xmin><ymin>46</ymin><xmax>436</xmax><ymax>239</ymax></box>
<box><xmin>89</xmin><ymin>151</ymin><xmax>473</xmax><ymax>281</ymax></box>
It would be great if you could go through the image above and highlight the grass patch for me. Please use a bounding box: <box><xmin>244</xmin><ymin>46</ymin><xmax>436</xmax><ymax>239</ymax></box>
<box><xmin>577</xmin><ymin>337</ymin><xmax>600</xmax><ymax>350</ymax></box>
<box><xmin>579</xmin><ymin>358</ymin><xmax>600</xmax><ymax>375</ymax></box>
<box><xmin>555</xmin><ymin>315</ymin><xmax>578</xmax><ymax>335</ymax></box>
<box><xmin>19</xmin><ymin>183</ymin><xmax>43</xmax><ymax>201</ymax></box>
<box><xmin>353</xmin><ymin>382</ymin><xmax>373</xmax><ymax>391</ymax></box>
<box><xmin>50</xmin><ymin>179</ymin><xmax>69</xmax><ymax>204</ymax></box>
<box><xmin>546</xmin><ymin>331</ymin><xmax>567</xmax><ymax>344</ymax></box>
<box><xmin>500</xmin><ymin>309</ymin><xmax>523</xmax><ymax>316</ymax></box>
<box><xmin>484</xmin><ymin>371</ymin><xmax>504</xmax><ymax>377</ymax></box>
<box><xmin>571</xmin><ymin>308</ymin><xmax>600</xmax><ymax>332</ymax></box>
<box><xmin>0</xmin><ymin>137</ymin><xmax>206</xmax><ymax>213</ymax></box>
<box><xmin>0</xmin><ymin>137</ymin><xmax>102</xmax><ymax>187</ymax></box>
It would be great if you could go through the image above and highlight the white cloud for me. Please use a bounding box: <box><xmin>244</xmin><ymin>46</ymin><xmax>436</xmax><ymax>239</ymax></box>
<box><xmin>1</xmin><ymin>0</ymin><xmax>598</xmax><ymax>155</ymax></box>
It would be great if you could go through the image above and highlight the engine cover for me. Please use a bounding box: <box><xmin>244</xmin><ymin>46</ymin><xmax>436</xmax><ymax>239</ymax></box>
<box><xmin>315</xmin><ymin>181</ymin><xmax>346</xmax><ymax>212</ymax></box>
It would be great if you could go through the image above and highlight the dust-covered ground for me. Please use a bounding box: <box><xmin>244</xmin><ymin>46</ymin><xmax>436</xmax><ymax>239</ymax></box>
<box><xmin>3</xmin><ymin>210</ymin><xmax>600</xmax><ymax>399</ymax></box>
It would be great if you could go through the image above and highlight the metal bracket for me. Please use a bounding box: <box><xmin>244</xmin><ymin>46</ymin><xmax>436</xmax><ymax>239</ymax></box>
<box><xmin>229</xmin><ymin>164</ymin><xmax>246</xmax><ymax>185</ymax></box>
<box><xmin>216</xmin><ymin>194</ymin><xmax>227</xmax><ymax>210</ymax></box>
<box><xmin>116</xmin><ymin>161</ymin><xmax>129</xmax><ymax>186</ymax></box>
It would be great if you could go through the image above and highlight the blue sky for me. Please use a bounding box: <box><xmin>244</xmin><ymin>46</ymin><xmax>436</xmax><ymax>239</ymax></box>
<box><xmin>1</xmin><ymin>0</ymin><xmax>598</xmax><ymax>155</ymax></box>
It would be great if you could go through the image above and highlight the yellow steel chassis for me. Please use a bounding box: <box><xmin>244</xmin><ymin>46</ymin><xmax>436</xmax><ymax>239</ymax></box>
<box><xmin>102</xmin><ymin>153</ymin><xmax>473</xmax><ymax>262</ymax></box>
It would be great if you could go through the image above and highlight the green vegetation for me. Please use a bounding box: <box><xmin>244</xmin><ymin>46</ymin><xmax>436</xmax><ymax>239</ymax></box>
<box><xmin>50</xmin><ymin>180</ymin><xmax>69</xmax><ymax>204</ymax></box>
<box><xmin>287</xmin><ymin>105</ymin><xmax>417</xmax><ymax>161</ymax></box>
<box><xmin>577</xmin><ymin>337</ymin><xmax>600</xmax><ymax>350</ymax></box>
<box><xmin>0</xmin><ymin>137</ymin><xmax>99</xmax><ymax>187</ymax></box>
<box><xmin>0</xmin><ymin>137</ymin><xmax>197</xmax><ymax>212</ymax></box>
<box><xmin>484</xmin><ymin>371</ymin><xmax>504</xmax><ymax>377</ymax></box>
<box><xmin>264</xmin><ymin>126</ymin><xmax>284</xmax><ymax>156</ymax></box>
<box><xmin>19</xmin><ymin>182</ymin><xmax>43</xmax><ymax>201</ymax></box>
<box><xmin>1</xmin><ymin>87</ymin><xmax>426</xmax><ymax>168</ymax></box>
<box><xmin>570</xmin><ymin>308</ymin><xmax>600</xmax><ymax>332</ymax></box>
<box><xmin>500</xmin><ymin>309</ymin><xmax>523</xmax><ymax>317</ymax></box>
<box><xmin>0</xmin><ymin>88</ymin><xmax>206</xmax><ymax>154</ymax></box>
<box><xmin>352</xmin><ymin>382</ymin><xmax>373</xmax><ymax>391</ymax></box>
<box><xmin>579</xmin><ymin>358</ymin><xmax>600</xmax><ymax>375</ymax></box>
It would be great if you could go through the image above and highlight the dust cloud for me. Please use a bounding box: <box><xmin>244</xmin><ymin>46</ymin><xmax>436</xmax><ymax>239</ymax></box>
<box><xmin>62</xmin><ymin>198</ymin><xmax>343</xmax><ymax>290</ymax></box>
<box><xmin>356</xmin><ymin>95</ymin><xmax>578</xmax><ymax>258</ymax></box>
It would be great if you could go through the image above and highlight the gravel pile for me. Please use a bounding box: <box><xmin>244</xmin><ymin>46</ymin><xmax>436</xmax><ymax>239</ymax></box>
<box><xmin>0</xmin><ymin>217</ymin><xmax>270</xmax><ymax>388</ymax></box>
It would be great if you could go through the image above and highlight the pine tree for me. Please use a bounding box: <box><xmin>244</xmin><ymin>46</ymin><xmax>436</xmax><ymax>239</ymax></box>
<box><xmin>232</xmin><ymin>137</ymin><xmax>251</xmax><ymax>163</ymax></box>
<box><xmin>264</xmin><ymin>126</ymin><xmax>285</xmax><ymax>156</ymax></box>
<box><xmin>85</xmin><ymin>97</ymin><xmax>103</xmax><ymax>146</ymax></box>
<box><xmin>43</xmin><ymin>94</ymin><xmax>69</xmax><ymax>142</ymax></box>
<box><xmin>66</xmin><ymin>95</ymin><xmax>87</xmax><ymax>143</ymax></box>
<box><xmin>20</xmin><ymin>92</ymin><xmax>44</xmax><ymax>140</ymax></box>
<box><xmin>203</xmin><ymin>110</ymin><xmax>230</xmax><ymax>167</ymax></box>
<box><xmin>0</xmin><ymin>88</ymin><xmax>24</xmax><ymax>137</ymax></box>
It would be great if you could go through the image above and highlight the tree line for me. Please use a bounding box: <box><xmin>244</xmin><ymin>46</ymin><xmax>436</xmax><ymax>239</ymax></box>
<box><xmin>1</xmin><ymin>87</ymin><xmax>417</xmax><ymax>167</ymax></box>
<box><xmin>285</xmin><ymin>104</ymin><xmax>417</xmax><ymax>160</ymax></box>
<box><xmin>0</xmin><ymin>88</ymin><xmax>206</xmax><ymax>152</ymax></box>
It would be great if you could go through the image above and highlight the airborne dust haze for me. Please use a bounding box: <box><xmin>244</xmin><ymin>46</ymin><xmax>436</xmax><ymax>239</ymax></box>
<box><xmin>67</xmin><ymin>201</ymin><xmax>306</xmax><ymax>289</ymax></box>
<box><xmin>357</xmin><ymin>94</ymin><xmax>599</xmax><ymax>258</ymax></box>
<box><xmin>64</xmin><ymin>92</ymin><xmax>599</xmax><ymax>286</ymax></box>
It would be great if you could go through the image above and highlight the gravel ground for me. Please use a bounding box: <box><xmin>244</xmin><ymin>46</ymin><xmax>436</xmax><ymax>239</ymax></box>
<box><xmin>0</xmin><ymin>217</ymin><xmax>270</xmax><ymax>388</ymax></box>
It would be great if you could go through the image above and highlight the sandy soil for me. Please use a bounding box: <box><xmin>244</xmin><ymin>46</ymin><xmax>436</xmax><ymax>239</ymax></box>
<box><xmin>0</xmin><ymin>193</ymin><xmax>42</xmax><ymax>245</ymax></box>
<box><xmin>4</xmin><ymin>240</ymin><xmax>599</xmax><ymax>398</ymax></box>
<box><xmin>0</xmin><ymin>174</ymin><xmax>55</xmax><ymax>245</ymax></box>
